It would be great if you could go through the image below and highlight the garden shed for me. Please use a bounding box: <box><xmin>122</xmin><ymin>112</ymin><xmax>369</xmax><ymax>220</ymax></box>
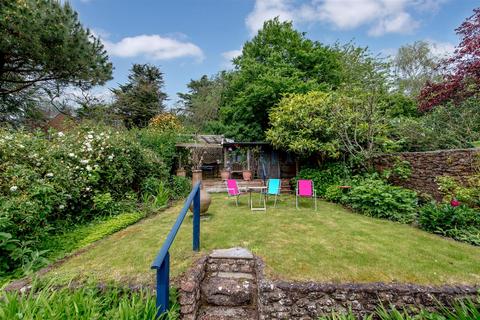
<box><xmin>221</xmin><ymin>141</ymin><xmax>297</xmax><ymax>180</ymax></box>
<box><xmin>175</xmin><ymin>134</ymin><xmax>229</xmax><ymax>178</ymax></box>
<box><xmin>176</xmin><ymin>136</ymin><xmax>297</xmax><ymax>180</ymax></box>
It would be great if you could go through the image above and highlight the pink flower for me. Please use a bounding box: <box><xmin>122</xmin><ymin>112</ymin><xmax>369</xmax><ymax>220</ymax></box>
<box><xmin>450</xmin><ymin>199</ymin><xmax>460</xmax><ymax>207</ymax></box>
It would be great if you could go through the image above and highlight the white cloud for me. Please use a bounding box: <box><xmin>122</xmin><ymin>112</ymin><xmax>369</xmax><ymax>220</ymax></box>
<box><xmin>245</xmin><ymin>0</ymin><xmax>448</xmax><ymax>37</ymax></box>
<box><xmin>221</xmin><ymin>49</ymin><xmax>242</xmax><ymax>68</ymax></box>
<box><xmin>245</xmin><ymin>0</ymin><xmax>295</xmax><ymax>35</ymax></box>
<box><xmin>368</xmin><ymin>11</ymin><xmax>419</xmax><ymax>36</ymax></box>
<box><xmin>222</xmin><ymin>49</ymin><xmax>242</xmax><ymax>61</ymax></box>
<box><xmin>381</xmin><ymin>38</ymin><xmax>455</xmax><ymax>61</ymax></box>
<box><xmin>102</xmin><ymin>34</ymin><xmax>204</xmax><ymax>61</ymax></box>
<box><xmin>427</xmin><ymin>39</ymin><xmax>455</xmax><ymax>57</ymax></box>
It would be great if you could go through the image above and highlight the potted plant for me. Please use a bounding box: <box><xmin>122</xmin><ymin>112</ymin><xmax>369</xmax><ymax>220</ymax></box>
<box><xmin>188</xmin><ymin>145</ymin><xmax>211</xmax><ymax>214</ymax></box>
<box><xmin>176</xmin><ymin>150</ymin><xmax>187</xmax><ymax>177</ymax></box>
<box><xmin>240</xmin><ymin>148</ymin><xmax>252</xmax><ymax>181</ymax></box>
<box><xmin>189</xmin><ymin>146</ymin><xmax>205</xmax><ymax>185</ymax></box>
<box><xmin>220</xmin><ymin>159</ymin><xmax>231</xmax><ymax>180</ymax></box>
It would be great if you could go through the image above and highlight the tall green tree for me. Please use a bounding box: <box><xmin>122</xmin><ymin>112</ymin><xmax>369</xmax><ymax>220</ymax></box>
<box><xmin>177</xmin><ymin>72</ymin><xmax>227</xmax><ymax>132</ymax></box>
<box><xmin>220</xmin><ymin>18</ymin><xmax>342</xmax><ymax>141</ymax></box>
<box><xmin>112</xmin><ymin>64</ymin><xmax>167</xmax><ymax>128</ymax></box>
<box><xmin>392</xmin><ymin>41</ymin><xmax>440</xmax><ymax>98</ymax></box>
<box><xmin>267</xmin><ymin>44</ymin><xmax>396</xmax><ymax>167</ymax></box>
<box><xmin>267</xmin><ymin>91</ymin><xmax>340</xmax><ymax>158</ymax></box>
<box><xmin>0</xmin><ymin>0</ymin><xmax>112</xmax><ymax>124</ymax></box>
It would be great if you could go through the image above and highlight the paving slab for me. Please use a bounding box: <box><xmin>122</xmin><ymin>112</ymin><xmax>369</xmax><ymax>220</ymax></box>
<box><xmin>214</xmin><ymin>272</ymin><xmax>254</xmax><ymax>280</ymax></box>
<box><xmin>209</xmin><ymin>247</ymin><xmax>253</xmax><ymax>259</ymax></box>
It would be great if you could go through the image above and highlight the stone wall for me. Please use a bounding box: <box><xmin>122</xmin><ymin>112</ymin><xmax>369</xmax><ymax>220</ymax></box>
<box><xmin>178</xmin><ymin>256</ymin><xmax>206</xmax><ymax>320</ymax></box>
<box><xmin>255</xmin><ymin>259</ymin><xmax>479</xmax><ymax>320</ymax></box>
<box><xmin>373</xmin><ymin>148</ymin><xmax>480</xmax><ymax>200</ymax></box>
<box><xmin>178</xmin><ymin>252</ymin><xmax>480</xmax><ymax>320</ymax></box>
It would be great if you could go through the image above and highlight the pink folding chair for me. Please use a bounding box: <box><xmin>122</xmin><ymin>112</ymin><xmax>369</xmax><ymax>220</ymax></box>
<box><xmin>296</xmin><ymin>179</ymin><xmax>317</xmax><ymax>210</ymax></box>
<box><xmin>226</xmin><ymin>179</ymin><xmax>242</xmax><ymax>206</ymax></box>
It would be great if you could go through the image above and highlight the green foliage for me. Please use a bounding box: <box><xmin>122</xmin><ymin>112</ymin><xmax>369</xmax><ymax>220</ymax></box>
<box><xmin>334</xmin><ymin>175</ymin><xmax>418</xmax><ymax>223</ymax></box>
<box><xmin>381</xmin><ymin>157</ymin><xmax>412</xmax><ymax>181</ymax></box>
<box><xmin>171</xmin><ymin>176</ymin><xmax>191</xmax><ymax>200</ymax></box>
<box><xmin>324</xmin><ymin>185</ymin><xmax>346</xmax><ymax>203</ymax></box>
<box><xmin>436</xmin><ymin>175</ymin><xmax>480</xmax><ymax>208</ymax></box>
<box><xmin>294</xmin><ymin>163</ymin><xmax>351</xmax><ymax>197</ymax></box>
<box><xmin>267</xmin><ymin>43</ymin><xmax>397</xmax><ymax>166</ymax></box>
<box><xmin>418</xmin><ymin>203</ymin><xmax>480</xmax><ymax>245</ymax></box>
<box><xmin>112</xmin><ymin>64</ymin><xmax>167</xmax><ymax>128</ymax></box>
<box><xmin>0</xmin><ymin>123</ymin><xmax>170</xmax><ymax>274</ymax></box>
<box><xmin>140</xmin><ymin>175</ymin><xmax>190</xmax><ymax>212</ymax></box>
<box><xmin>267</xmin><ymin>91</ymin><xmax>340</xmax><ymax>157</ymax></box>
<box><xmin>390</xmin><ymin>98</ymin><xmax>480</xmax><ymax>151</ymax></box>
<box><xmin>220</xmin><ymin>18</ymin><xmax>342</xmax><ymax>141</ymax></box>
<box><xmin>38</xmin><ymin>211</ymin><xmax>148</xmax><ymax>274</ymax></box>
<box><xmin>76</xmin><ymin>212</ymin><xmax>146</xmax><ymax>249</ymax></box>
<box><xmin>177</xmin><ymin>72</ymin><xmax>227</xmax><ymax>133</ymax></box>
<box><xmin>392</xmin><ymin>40</ymin><xmax>441</xmax><ymax>98</ymax></box>
<box><xmin>0</xmin><ymin>0</ymin><xmax>112</xmax><ymax>124</ymax></box>
<box><xmin>0</xmin><ymin>282</ymin><xmax>179</xmax><ymax>320</ymax></box>
<box><xmin>136</xmin><ymin>128</ymin><xmax>179</xmax><ymax>171</ymax></box>
<box><xmin>381</xmin><ymin>93</ymin><xmax>419</xmax><ymax>118</ymax></box>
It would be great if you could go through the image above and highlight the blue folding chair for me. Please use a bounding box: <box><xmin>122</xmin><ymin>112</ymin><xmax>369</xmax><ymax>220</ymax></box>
<box><xmin>265</xmin><ymin>179</ymin><xmax>281</xmax><ymax>208</ymax></box>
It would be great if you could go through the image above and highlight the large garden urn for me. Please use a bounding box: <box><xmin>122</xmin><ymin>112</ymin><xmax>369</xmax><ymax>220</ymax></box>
<box><xmin>190</xmin><ymin>169</ymin><xmax>211</xmax><ymax>214</ymax></box>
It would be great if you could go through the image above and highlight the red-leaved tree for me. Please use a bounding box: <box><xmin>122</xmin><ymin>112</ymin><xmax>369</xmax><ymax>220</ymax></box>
<box><xmin>419</xmin><ymin>8</ymin><xmax>480</xmax><ymax>111</ymax></box>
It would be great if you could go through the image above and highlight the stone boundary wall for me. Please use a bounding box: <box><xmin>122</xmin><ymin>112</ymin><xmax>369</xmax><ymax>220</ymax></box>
<box><xmin>254</xmin><ymin>259</ymin><xmax>479</xmax><ymax>320</ymax></box>
<box><xmin>178</xmin><ymin>253</ymin><xmax>479</xmax><ymax>319</ymax></box>
<box><xmin>373</xmin><ymin>148</ymin><xmax>480</xmax><ymax>200</ymax></box>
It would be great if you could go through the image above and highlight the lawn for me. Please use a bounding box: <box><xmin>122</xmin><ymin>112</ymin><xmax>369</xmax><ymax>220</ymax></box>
<box><xmin>46</xmin><ymin>193</ymin><xmax>480</xmax><ymax>286</ymax></box>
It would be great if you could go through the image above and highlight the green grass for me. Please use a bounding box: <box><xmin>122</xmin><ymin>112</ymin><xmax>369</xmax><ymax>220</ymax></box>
<box><xmin>46</xmin><ymin>194</ymin><xmax>480</xmax><ymax>285</ymax></box>
<box><xmin>0</xmin><ymin>211</ymin><xmax>147</xmax><ymax>287</ymax></box>
<box><xmin>0</xmin><ymin>281</ymin><xmax>178</xmax><ymax>320</ymax></box>
<box><xmin>43</xmin><ymin>211</ymin><xmax>147</xmax><ymax>262</ymax></box>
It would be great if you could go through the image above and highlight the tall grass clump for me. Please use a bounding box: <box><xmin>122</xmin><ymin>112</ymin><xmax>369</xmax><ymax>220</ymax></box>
<box><xmin>0</xmin><ymin>282</ymin><xmax>179</xmax><ymax>320</ymax></box>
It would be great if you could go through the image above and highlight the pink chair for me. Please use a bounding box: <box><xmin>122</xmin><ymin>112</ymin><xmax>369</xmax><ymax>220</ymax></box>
<box><xmin>296</xmin><ymin>180</ymin><xmax>317</xmax><ymax>210</ymax></box>
<box><xmin>226</xmin><ymin>179</ymin><xmax>243</xmax><ymax>206</ymax></box>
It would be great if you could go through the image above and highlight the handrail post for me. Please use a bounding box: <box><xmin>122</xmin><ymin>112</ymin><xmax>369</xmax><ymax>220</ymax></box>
<box><xmin>193</xmin><ymin>184</ymin><xmax>200</xmax><ymax>251</ymax></box>
<box><xmin>156</xmin><ymin>251</ymin><xmax>170</xmax><ymax>317</ymax></box>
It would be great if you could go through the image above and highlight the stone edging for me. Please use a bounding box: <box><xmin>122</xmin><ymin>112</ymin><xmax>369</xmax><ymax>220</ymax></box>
<box><xmin>177</xmin><ymin>252</ymin><xmax>480</xmax><ymax>320</ymax></box>
<box><xmin>254</xmin><ymin>257</ymin><xmax>479</xmax><ymax>319</ymax></box>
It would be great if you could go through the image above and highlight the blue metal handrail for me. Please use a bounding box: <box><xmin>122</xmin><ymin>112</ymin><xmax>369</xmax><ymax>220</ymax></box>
<box><xmin>151</xmin><ymin>181</ymin><xmax>201</xmax><ymax>317</ymax></box>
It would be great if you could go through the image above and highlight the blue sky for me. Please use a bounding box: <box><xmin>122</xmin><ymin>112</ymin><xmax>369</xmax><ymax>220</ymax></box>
<box><xmin>70</xmin><ymin>0</ymin><xmax>479</xmax><ymax>107</ymax></box>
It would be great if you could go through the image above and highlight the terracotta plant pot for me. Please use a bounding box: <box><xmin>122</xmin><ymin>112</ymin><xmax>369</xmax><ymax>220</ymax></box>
<box><xmin>176</xmin><ymin>168</ymin><xmax>186</xmax><ymax>177</ymax></box>
<box><xmin>242</xmin><ymin>170</ymin><xmax>252</xmax><ymax>181</ymax></box>
<box><xmin>220</xmin><ymin>169</ymin><xmax>230</xmax><ymax>181</ymax></box>
<box><xmin>189</xmin><ymin>188</ymin><xmax>212</xmax><ymax>215</ymax></box>
<box><xmin>192</xmin><ymin>170</ymin><xmax>203</xmax><ymax>186</ymax></box>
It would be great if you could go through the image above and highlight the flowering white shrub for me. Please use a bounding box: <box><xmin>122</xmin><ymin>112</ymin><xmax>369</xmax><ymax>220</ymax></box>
<box><xmin>0</xmin><ymin>122</ymin><xmax>173</xmax><ymax>274</ymax></box>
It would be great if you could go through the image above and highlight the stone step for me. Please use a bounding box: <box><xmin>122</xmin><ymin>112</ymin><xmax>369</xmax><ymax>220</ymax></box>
<box><xmin>210</xmin><ymin>247</ymin><xmax>254</xmax><ymax>259</ymax></box>
<box><xmin>214</xmin><ymin>272</ymin><xmax>254</xmax><ymax>280</ymax></box>
<box><xmin>197</xmin><ymin>306</ymin><xmax>258</xmax><ymax>320</ymax></box>
<box><xmin>201</xmin><ymin>276</ymin><xmax>256</xmax><ymax>307</ymax></box>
